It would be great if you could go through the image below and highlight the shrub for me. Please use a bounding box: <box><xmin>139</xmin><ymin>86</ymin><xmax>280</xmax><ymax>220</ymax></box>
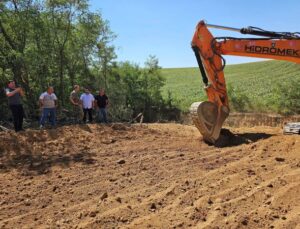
<box><xmin>227</xmin><ymin>84</ymin><xmax>252</xmax><ymax>112</ymax></box>
<box><xmin>272</xmin><ymin>79</ymin><xmax>300</xmax><ymax>115</ymax></box>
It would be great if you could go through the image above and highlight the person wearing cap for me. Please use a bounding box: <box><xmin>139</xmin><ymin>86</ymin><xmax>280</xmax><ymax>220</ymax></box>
<box><xmin>69</xmin><ymin>85</ymin><xmax>82</xmax><ymax>123</ymax></box>
<box><xmin>5</xmin><ymin>80</ymin><xmax>25</xmax><ymax>132</ymax></box>
<box><xmin>80</xmin><ymin>88</ymin><xmax>95</xmax><ymax>123</ymax></box>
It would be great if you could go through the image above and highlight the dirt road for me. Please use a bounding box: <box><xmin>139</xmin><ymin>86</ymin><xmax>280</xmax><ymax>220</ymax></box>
<box><xmin>0</xmin><ymin>123</ymin><xmax>299</xmax><ymax>228</ymax></box>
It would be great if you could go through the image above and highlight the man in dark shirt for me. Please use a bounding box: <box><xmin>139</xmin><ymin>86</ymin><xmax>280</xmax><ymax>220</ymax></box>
<box><xmin>94</xmin><ymin>88</ymin><xmax>109</xmax><ymax>123</ymax></box>
<box><xmin>5</xmin><ymin>80</ymin><xmax>25</xmax><ymax>132</ymax></box>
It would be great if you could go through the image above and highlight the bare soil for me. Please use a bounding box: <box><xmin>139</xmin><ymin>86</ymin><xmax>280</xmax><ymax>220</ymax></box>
<box><xmin>0</xmin><ymin>123</ymin><xmax>299</xmax><ymax>228</ymax></box>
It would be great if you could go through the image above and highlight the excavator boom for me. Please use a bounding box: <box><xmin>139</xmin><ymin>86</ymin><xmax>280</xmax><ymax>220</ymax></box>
<box><xmin>191</xmin><ymin>20</ymin><xmax>300</xmax><ymax>144</ymax></box>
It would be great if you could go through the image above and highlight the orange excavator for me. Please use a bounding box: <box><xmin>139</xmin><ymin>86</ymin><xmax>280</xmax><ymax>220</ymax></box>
<box><xmin>190</xmin><ymin>20</ymin><xmax>300</xmax><ymax>144</ymax></box>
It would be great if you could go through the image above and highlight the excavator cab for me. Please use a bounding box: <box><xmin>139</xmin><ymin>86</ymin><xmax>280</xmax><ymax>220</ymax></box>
<box><xmin>191</xmin><ymin>20</ymin><xmax>300</xmax><ymax>144</ymax></box>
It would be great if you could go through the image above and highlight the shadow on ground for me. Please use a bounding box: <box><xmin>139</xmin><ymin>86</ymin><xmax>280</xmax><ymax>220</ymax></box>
<box><xmin>0</xmin><ymin>150</ymin><xmax>97</xmax><ymax>176</ymax></box>
<box><xmin>212</xmin><ymin>128</ymin><xmax>273</xmax><ymax>147</ymax></box>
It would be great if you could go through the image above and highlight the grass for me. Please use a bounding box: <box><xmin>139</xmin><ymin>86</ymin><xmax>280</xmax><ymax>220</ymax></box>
<box><xmin>161</xmin><ymin>60</ymin><xmax>300</xmax><ymax>112</ymax></box>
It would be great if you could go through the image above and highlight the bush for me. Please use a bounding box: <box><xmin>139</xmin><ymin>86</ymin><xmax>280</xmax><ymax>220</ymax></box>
<box><xmin>106</xmin><ymin>56</ymin><xmax>179</xmax><ymax>122</ymax></box>
<box><xmin>272</xmin><ymin>79</ymin><xmax>300</xmax><ymax>115</ymax></box>
<box><xmin>227</xmin><ymin>84</ymin><xmax>252</xmax><ymax>112</ymax></box>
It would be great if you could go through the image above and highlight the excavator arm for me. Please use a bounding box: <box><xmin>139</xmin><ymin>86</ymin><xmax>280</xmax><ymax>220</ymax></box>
<box><xmin>190</xmin><ymin>20</ymin><xmax>300</xmax><ymax>144</ymax></box>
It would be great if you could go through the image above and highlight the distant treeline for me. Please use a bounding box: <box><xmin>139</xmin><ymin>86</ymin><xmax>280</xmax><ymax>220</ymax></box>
<box><xmin>0</xmin><ymin>0</ymin><xmax>180</xmax><ymax>123</ymax></box>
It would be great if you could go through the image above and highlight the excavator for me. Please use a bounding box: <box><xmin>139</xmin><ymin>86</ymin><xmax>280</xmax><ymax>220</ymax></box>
<box><xmin>190</xmin><ymin>20</ymin><xmax>300</xmax><ymax>144</ymax></box>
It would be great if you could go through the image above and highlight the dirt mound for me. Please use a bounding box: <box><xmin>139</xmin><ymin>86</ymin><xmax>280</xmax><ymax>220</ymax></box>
<box><xmin>0</xmin><ymin>123</ymin><xmax>299</xmax><ymax>228</ymax></box>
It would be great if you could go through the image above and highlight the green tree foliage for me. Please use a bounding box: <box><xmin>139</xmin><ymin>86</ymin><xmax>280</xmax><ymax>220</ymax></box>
<box><xmin>107</xmin><ymin>56</ymin><xmax>179</xmax><ymax>122</ymax></box>
<box><xmin>227</xmin><ymin>84</ymin><xmax>252</xmax><ymax>112</ymax></box>
<box><xmin>272</xmin><ymin>78</ymin><xmax>300</xmax><ymax>115</ymax></box>
<box><xmin>0</xmin><ymin>2</ymin><xmax>178</xmax><ymax>124</ymax></box>
<box><xmin>0</xmin><ymin>0</ymin><xmax>116</xmax><ymax>118</ymax></box>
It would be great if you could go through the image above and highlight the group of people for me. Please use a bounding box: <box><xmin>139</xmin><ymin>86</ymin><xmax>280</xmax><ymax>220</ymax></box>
<box><xmin>69</xmin><ymin>85</ymin><xmax>109</xmax><ymax>124</ymax></box>
<box><xmin>4</xmin><ymin>80</ymin><xmax>109</xmax><ymax>132</ymax></box>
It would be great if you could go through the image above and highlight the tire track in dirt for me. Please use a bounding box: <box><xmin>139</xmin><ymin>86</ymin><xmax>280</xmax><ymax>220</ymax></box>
<box><xmin>0</xmin><ymin>123</ymin><xmax>299</xmax><ymax>228</ymax></box>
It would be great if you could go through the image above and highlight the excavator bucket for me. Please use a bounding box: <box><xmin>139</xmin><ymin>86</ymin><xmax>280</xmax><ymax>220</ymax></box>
<box><xmin>190</xmin><ymin>101</ymin><xmax>229</xmax><ymax>144</ymax></box>
<box><xmin>190</xmin><ymin>20</ymin><xmax>300</xmax><ymax>143</ymax></box>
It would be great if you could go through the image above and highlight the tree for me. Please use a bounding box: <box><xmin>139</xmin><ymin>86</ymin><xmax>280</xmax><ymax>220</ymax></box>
<box><xmin>107</xmin><ymin>57</ymin><xmax>167</xmax><ymax>122</ymax></box>
<box><xmin>0</xmin><ymin>0</ymin><xmax>41</xmax><ymax>114</ymax></box>
<box><xmin>0</xmin><ymin>1</ymin><xmax>177</xmax><ymax>124</ymax></box>
<box><xmin>0</xmin><ymin>0</ymin><xmax>117</xmax><ymax>120</ymax></box>
<box><xmin>96</xmin><ymin>20</ymin><xmax>117</xmax><ymax>89</ymax></box>
<box><xmin>227</xmin><ymin>84</ymin><xmax>252</xmax><ymax>112</ymax></box>
<box><xmin>272</xmin><ymin>78</ymin><xmax>300</xmax><ymax>115</ymax></box>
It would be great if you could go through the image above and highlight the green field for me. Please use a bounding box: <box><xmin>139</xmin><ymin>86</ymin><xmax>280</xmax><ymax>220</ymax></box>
<box><xmin>161</xmin><ymin>60</ymin><xmax>300</xmax><ymax>112</ymax></box>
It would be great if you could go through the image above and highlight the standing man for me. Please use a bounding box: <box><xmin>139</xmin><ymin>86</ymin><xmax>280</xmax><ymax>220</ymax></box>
<box><xmin>39</xmin><ymin>86</ymin><xmax>58</xmax><ymax>128</ymax></box>
<box><xmin>5</xmin><ymin>80</ymin><xmax>25</xmax><ymax>132</ymax></box>
<box><xmin>80</xmin><ymin>88</ymin><xmax>95</xmax><ymax>123</ymax></box>
<box><xmin>94</xmin><ymin>88</ymin><xmax>109</xmax><ymax>123</ymax></box>
<box><xmin>70</xmin><ymin>85</ymin><xmax>81</xmax><ymax>123</ymax></box>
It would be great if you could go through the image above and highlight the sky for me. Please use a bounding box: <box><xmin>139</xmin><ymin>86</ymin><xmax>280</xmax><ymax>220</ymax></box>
<box><xmin>89</xmin><ymin>0</ymin><xmax>299</xmax><ymax>68</ymax></box>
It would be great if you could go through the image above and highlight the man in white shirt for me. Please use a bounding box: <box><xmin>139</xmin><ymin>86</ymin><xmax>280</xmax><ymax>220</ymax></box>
<box><xmin>39</xmin><ymin>86</ymin><xmax>58</xmax><ymax>128</ymax></box>
<box><xmin>80</xmin><ymin>88</ymin><xmax>95</xmax><ymax>123</ymax></box>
